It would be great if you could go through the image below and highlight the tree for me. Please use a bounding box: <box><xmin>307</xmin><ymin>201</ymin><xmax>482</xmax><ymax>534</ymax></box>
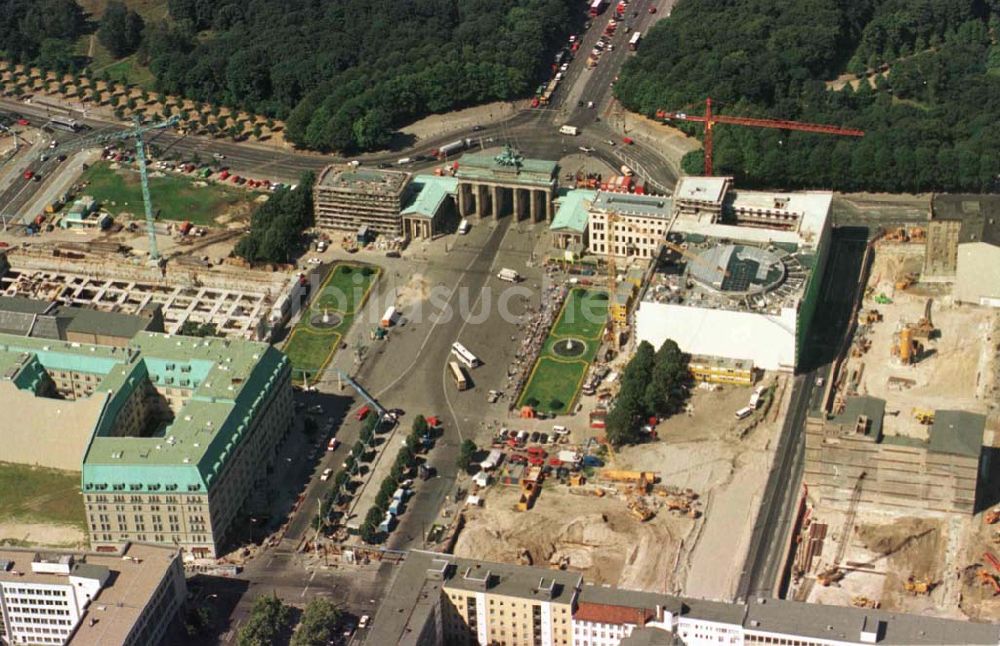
<box><xmin>99</xmin><ymin>2</ymin><xmax>145</xmax><ymax>58</ymax></box>
<box><xmin>178</xmin><ymin>321</ymin><xmax>222</xmax><ymax>337</ymax></box>
<box><xmin>411</xmin><ymin>415</ymin><xmax>429</xmax><ymax>437</ymax></box>
<box><xmin>456</xmin><ymin>439</ymin><xmax>477</xmax><ymax>471</ymax></box>
<box><xmin>184</xmin><ymin>605</ymin><xmax>214</xmax><ymax>637</ymax></box>
<box><xmin>236</xmin><ymin>593</ymin><xmax>291</xmax><ymax>646</ymax></box>
<box><xmin>351</xmin><ymin>441</ymin><xmax>364</xmax><ymax>460</ymax></box>
<box><xmin>291</xmin><ymin>598</ymin><xmax>341</xmax><ymax>646</ymax></box>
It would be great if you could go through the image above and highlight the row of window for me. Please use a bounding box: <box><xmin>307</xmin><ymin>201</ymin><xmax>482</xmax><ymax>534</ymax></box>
<box><xmin>3</xmin><ymin>589</ymin><xmax>67</xmax><ymax>598</ymax></box>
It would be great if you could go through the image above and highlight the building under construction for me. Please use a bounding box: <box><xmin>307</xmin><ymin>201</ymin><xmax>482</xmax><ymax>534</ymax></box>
<box><xmin>804</xmin><ymin>396</ymin><xmax>987</xmax><ymax>514</ymax></box>
<box><xmin>635</xmin><ymin>177</ymin><xmax>833</xmax><ymax>372</ymax></box>
<box><xmin>313</xmin><ymin>165</ymin><xmax>412</xmax><ymax>236</ymax></box>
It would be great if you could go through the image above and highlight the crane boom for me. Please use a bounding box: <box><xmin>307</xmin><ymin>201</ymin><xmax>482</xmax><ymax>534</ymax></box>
<box><xmin>656</xmin><ymin>97</ymin><xmax>864</xmax><ymax>175</ymax></box>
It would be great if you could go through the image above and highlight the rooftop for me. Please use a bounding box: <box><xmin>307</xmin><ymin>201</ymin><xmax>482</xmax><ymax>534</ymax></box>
<box><xmin>316</xmin><ymin>165</ymin><xmax>410</xmax><ymax>195</ymax></box>
<box><xmin>928</xmin><ymin>410</ymin><xmax>986</xmax><ymax>458</ymax></box>
<box><xmin>830</xmin><ymin>396</ymin><xmax>886</xmax><ymax>439</ymax></box>
<box><xmin>0</xmin><ymin>543</ymin><xmax>181</xmax><ymax>646</ymax></box>
<box><xmin>401</xmin><ymin>175</ymin><xmax>458</xmax><ymax>219</ymax></box>
<box><xmin>550</xmin><ymin>189</ymin><xmax>597</xmax><ymax>233</ymax></box>
<box><xmin>930</xmin><ymin>194</ymin><xmax>1000</xmax><ymax>246</ymax></box>
<box><xmin>744</xmin><ymin>596</ymin><xmax>1000</xmax><ymax>645</ymax></box>
<box><xmin>0</xmin><ymin>296</ymin><xmax>160</xmax><ymax>340</ymax></box>
<box><xmin>454</xmin><ymin>149</ymin><xmax>557</xmax><ymax>187</ymax></box>
<box><xmin>592</xmin><ymin>191</ymin><xmax>673</xmax><ymax>220</ymax></box>
<box><xmin>673</xmin><ymin>176</ymin><xmax>730</xmax><ymax>204</ymax></box>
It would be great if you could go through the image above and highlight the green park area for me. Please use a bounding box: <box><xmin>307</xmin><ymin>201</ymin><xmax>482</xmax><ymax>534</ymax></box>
<box><xmin>79</xmin><ymin>162</ymin><xmax>255</xmax><ymax>227</ymax></box>
<box><xmin>284</xmin><ymin>264</ymin><xmax>379</xmax><ymax>384</ymax></box>
<box><xmin>518</xmin><ymin>288</ymin><xmax>608</xmax><ymax>415</ymax></box>
<box><xmin>0</xmin><ymin>462</ymin><xmax>87</xmax><ymax>531</ymax></box>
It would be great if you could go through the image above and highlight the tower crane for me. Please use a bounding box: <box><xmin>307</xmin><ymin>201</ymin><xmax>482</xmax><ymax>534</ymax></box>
<box><xmin>656</xmin><ymin>97</ymin><xmax>865</xmax><ymax>176</ymax></box>
<box><xmin>663</xmin><ymin>240</ymin><xmax>730</xmax><ymax>278</ymax></box>
<box><xmin>4</xmin><ymin>115</ymin><xmax>179</xmax><ymax>264</ymax></box>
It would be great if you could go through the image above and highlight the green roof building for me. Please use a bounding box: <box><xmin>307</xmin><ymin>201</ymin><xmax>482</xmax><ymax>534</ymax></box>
<box><xmin>455</xmin><ymin>147</ymin><xmax>558</xmax><ymax>223</ymax></box>
<box><xmin>0</xmin><ymin>330</ymin><xmax>292</xmax><ymax>558</ymax></box>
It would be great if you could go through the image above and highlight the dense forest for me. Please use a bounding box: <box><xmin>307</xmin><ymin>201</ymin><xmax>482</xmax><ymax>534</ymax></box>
<box><xmin>151</xmin><ymin>0</ymin><xmax>573</xmax><ymax>151</ymax></box>
<box><xmin>0</xmin><ymin>0</ymin><xmax>573</xmax><ymax>152</ymax></box>
<box><xmin>615</xmin><ymin>0</ymin><xmax>1000</xmax><ymax>193</ymax></box>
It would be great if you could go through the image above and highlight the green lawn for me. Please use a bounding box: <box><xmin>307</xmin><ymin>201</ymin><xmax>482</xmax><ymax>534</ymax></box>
<box><xmin>518</xmin><ymin>288</ymin><xmax>608</xmax><ymax>415</ymax></box>
<box><xmin>284</xmin><ymin>264</ymin><xmax>379</xmax><ymax>383</ymax></box>
<box><xmin>79</xmin><ymin>162</ymin><xmax>255</xmax><ymax>227</ymax></box>
<box><xmin>0</xmin><ymin>462</ymin><xmax>86</xmax><ymax>530</ymax></box>
<box><xmin>99</xmin><ymin>57</ymin><xmax>157</xmax><ymax>90</ymax></box>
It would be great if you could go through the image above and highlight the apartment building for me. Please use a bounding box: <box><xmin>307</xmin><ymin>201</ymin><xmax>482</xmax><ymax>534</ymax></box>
<box><xmin>0</xmin><ymin>543</ymin><xmax>184</xmax><ymax>646</ymax></box>
<box><xmin>368</xmin><ymin>552</ymin><xmax>1000</xmax><ymax>646</ymax></box>
<box><xmin>313</xmin><ymin>165</ymin><xmax>411</xmax><ymax>236</ymax></box>
<box><xmin>0</xmin><ymin>330</ymin><xmax>293</xmax><ymax>558</ymax></box>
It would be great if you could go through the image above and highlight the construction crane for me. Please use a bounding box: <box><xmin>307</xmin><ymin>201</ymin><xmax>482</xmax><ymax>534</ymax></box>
<box><xmin>832</xmin><ymin>472</ymin><xmax>865</xmax><ymax>567</ymax></box>
<box><xmin>3</xmin><ymin>115</ymin><xmax>179</xmax><ymax>263</ymax></box>
<box><xmin>656</xmin><ymin>97</ymin><xmax>865</xmax><ymax>176</ymax></box>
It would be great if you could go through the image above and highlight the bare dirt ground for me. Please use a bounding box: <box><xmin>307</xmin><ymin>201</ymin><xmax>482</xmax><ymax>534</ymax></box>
<box><xmin>399</xmin><ymin>101</ymin><xmax>522</xmax><ymax>142</ymax></box>
<box><xmin>455</xmin><ymin>374</ymin><xmax>788</xmax><ymax>599</ymax></box>
<box><xmin>844</xmin><ymin>243</ymin><xmax>997</xmax><ymax>440</ymax></box>
<box><xmin>0</xmin><ymin>523</ymin><xmax>87</xmax><ymax>549</ymax></box>
<box><xmin>606</xmin><ymin>110</ymin><xmax>701</xmax><ymax>176</ymax></box>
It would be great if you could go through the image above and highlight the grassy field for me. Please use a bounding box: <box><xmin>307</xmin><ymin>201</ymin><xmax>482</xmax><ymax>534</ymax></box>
<box><xmin>518</xmin><ymin>288</ymin><xmax>608</xmax><ymax>415</ymax></box>
<box><xmin>284</xmin><ymin>264</ymin><xmax>379</xmax><ymax>383</ymax></box>
<box><xmin>0</xmin><ymin>463</ymin><xmax>86</xmax><ymax>530</ymax></box>
<box><xmin>79</xmin><ymin>162</ymin><xmax>255</xmax><ymax>226</ymax></box>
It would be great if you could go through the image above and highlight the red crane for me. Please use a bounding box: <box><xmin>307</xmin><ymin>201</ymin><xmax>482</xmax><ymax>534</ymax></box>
<box><xmin>656</xmin><ymin>97</ymin><xmax>865</xmax><ymax>176</ymax></box>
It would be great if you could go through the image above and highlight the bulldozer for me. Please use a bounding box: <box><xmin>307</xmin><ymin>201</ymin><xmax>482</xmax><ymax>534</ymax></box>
<box><xmin>903</xmin><ymin>575</ymin><xmax>932</xmax><ymax>595</ymax></box>
<box><xmin>894</xmin><ymin>273</ymin><xmax>917</xmax><ymax>291</ymax></box>
<box><xmin>627</xmin><ymin>498</ymin><xmax>654</xmax><ymax>522</ymax></box>
<box><xmin>913</xmin><ymin>408</ymin><xmax>935</xmax><ymax>425</ymax></box>
<box><xmin>817</xmin><ymin>566</ymin><xmax>844</xmax><ymax>587</ymax></box>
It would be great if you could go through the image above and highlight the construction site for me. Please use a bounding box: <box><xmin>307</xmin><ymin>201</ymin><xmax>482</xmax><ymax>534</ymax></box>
<box><xmin>791</xmin><ymin>222</ymin><xmax>1000</xmax><ymax>619</ymax></box>
<box><xmin>0</xmin><ymin>238</ymin><xmax>295</xmax><ymax>340</ymax></box>
<box><xmin>453</xmin><ymin>374</ymin><xmax>791</xmax><ymax>599</ymax></box>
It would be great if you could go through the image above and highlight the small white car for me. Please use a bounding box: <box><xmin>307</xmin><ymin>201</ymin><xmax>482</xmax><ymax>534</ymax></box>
<box><xmin>307</xmin><ymin>257</ymin><xmax>321</xmax><ymax>264</ymax></box>
<box><xmin>359</xmin><ymin>615</ymin><xmax>371</xmax><ymax>629</ymax></box>
<box><xmin>320</xmin><ymin>468</ymin><xmax>333</xmax><ymax>481</ymax></box>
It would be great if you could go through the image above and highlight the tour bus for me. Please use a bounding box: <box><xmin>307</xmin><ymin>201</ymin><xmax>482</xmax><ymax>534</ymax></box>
<box><xmin>451</xmin><ymin>341</ymin><xmax>481</xmax><ymax>369</ymax></box>
<box><xmin>48</xmin><ymin>115</ymin><xmax>82</xmax><ymax>133</ymax></box>
<box><xmin>449</xmin><ymin>361</ymin><xmax>470</xmax><ymax>391</ymax></box>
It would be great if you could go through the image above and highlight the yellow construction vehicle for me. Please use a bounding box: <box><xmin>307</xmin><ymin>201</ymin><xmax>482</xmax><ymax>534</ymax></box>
<box><xmin>599</xmin><ymin>470</ymin><xmax>659</xmax><ymax>484</ymax></box>
<box><xmin>568</xmin><ymin>473</ymin><xmax>585</xmax><ymax>487</ymax></box>
<box><xmin>817</xmin><ymin>566</ymin><xmax>844</xmax><ymax>586</ymax></box>
<box><xmin>894</xmin><ymin>272</ymin><xmax>917</xmax><ymax>291</ymax></box>
<box><xmin>627</xmin><ymin>498</ymin><xmax>653</xmax><ymax>522</ymax></box>
<box><xmin>850</xmin><ymin>596</ymin><xmax>880</xmax><ymax>609</ymax></box>
<box><xmin>978</xmin><ymin>570</ymin><xmax>1000</xmax><ymax>595</ymax></box>
<box><xmin>903</xmin><ymin>575</ymin><xmax>932</xmax><ymax>595</ymax></box>
<box><xmin>913</xmin><ymin>408</ymin><xmax>935</xmax><ymax>425</ymax></box>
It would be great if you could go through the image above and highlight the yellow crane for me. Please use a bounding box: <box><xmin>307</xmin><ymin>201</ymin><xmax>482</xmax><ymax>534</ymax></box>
<box><xmin>663</xmin><ymin>240</ymin><xmax>731</xmax><ymax>278</ymax></box>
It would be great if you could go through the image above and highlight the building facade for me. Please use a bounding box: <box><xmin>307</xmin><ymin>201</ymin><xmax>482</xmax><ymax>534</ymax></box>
<box><xmin>688</xmin><ymin>355</ymin><xmax>755</xmax><ymax>386</ymax></box>
<box><xmin>0</xmin><ymin>330</ymin><xmax>292</xmax><ymax>558</ymax></box>
<box><xmin>923</xmin><ymin>194</ymin><xmax>1000</xmax><ymax>306</ymax></box>
<box><xmin>0</xmin><ymin>543</ymin><xmax>185</xmax><ymax>646</ymax></box>
<box><xmin>587</xmin><ymin>192</ymin><xmax>673</xmax><ymax>260</ymax></box>
<box><xmin>455</xmin><ymin>147</ymin><xmax>558</xmax><ymax>223</ymax></box>
<box><xmin>313</xmin><ymin>166</ymin><xmax>411</xmax><ymax>236</ymax></box>
<box><xmin>368</xmin><ymin>551</ymin><xmax>1000</xmax><ymax>646</ymax></box>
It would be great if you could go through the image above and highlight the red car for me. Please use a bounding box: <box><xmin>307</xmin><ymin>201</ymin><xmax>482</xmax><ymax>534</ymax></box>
<box><xmin>23</xmin><ymin>170</ymin><xmax>33</xmax><ymax>180</ymax></box>
<box><xmin>648</xmin><ymin>6</ymin><xmax>657</xmax><ymax>12</ymax></box>
<box><xmin>16</xmin><ymin>118</ymin><xmax>29</xmax><ymax>126</ymax></box>
<box><xmin>622</xmin><ymin>137</ymin><xmax>634</xmax><ymax>145</ymax></box>
<box><xmin>356</xmin><ymin>405</ymin><xmax>371</xmax><ymax>421</ymax></box>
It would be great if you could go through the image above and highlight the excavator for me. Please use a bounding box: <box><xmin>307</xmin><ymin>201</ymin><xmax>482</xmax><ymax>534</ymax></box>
<box><xmin>817</xmin><ymin>566</ymin><xmax>844</xmax><ymax>587</ymax></box>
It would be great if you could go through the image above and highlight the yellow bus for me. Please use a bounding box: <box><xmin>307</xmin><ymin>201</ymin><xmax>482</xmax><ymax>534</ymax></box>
<box><xmin>449</xmin><ymin>361</ymin><xmax>469</xmax><ymax>391</ymax></box>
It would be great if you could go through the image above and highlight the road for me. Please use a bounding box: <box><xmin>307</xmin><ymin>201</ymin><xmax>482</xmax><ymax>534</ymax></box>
<box><xmin>735</xmin><ymin>227</ymin><xmax>869</xmax><ymax>600</ymax></box>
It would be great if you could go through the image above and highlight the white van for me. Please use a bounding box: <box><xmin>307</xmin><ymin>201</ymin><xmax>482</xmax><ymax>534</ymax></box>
<box><xmin>735</xmin><ymin>406</ymin><xmax>753</xmax><ymax>420</ymax></box>
<box><xmin>458</xmin><ymin>218</ymin><xmax>470</xmax><ymax>235</ymax></box>
<box><xmin>559</xmin><ymin>125</ymin><xmax>579</xmax><ymax>136</ymax></box>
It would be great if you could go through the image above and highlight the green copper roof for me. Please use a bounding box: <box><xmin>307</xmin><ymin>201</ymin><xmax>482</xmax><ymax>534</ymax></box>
<box><xmin>455</xmin><ymin>150</ymin><xmax>557</xmax><ymax>187</ymax></box>
<box><xmin>401</xmin><ymin>175</ymin><xmax>458</xmax><ymax>219</ymax></box>
<box><xmin>550</xmin><ymin>189</ymin><xmax>596</xmax><ymax>233</ymax></box>
<box><xmin>0</xmin><ymin>331</ymin><xmax>289</xmax><ymax>495</ymax></box>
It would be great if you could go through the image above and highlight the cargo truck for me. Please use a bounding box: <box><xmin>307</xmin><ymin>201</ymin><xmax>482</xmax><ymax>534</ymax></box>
<box><xmin>434</xmin><ymin>138</ymin><xmax>472</xmax><ymax>158</ymax></box>
<box><xmin>559</xmin><ymin>125</ymin><xmax>579</xmax><ymax>136</ymax></box>
<box><xmin>381</xmin><ymin>306</ymin><xmax>398</xmax><ymax>327</ymax></box>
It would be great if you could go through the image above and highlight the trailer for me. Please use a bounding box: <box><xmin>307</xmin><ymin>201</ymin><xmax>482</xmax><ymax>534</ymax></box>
<box><xmin>381</xmin><ymin>306</ymin><xmax>398</xmax><ymax>327</ymax></box>
<box><xmin>435</xmin><ymin>138</ymin><xmax>471</xmax><ymax>158</ymax></box>
<box><xmin>480</xmin><ymin>449</ymin><xmax>504</xmax><ymax>471</ymax></box>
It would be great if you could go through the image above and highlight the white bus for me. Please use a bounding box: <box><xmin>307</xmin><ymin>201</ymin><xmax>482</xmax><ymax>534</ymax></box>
<box><xmin>629</xmin><ymin>31</ymin><xmax>642</xmax><ymax>51</ymax></box>
<box><xmin>451</xmin><ymin>341</ymin><xmax>481</xmax><ymax>369</ymax></box>
<box><xmin>48</xmin><ymin>115</ymin><xmax>82</xmax><ymax>132</ymax></box>
<box><xmin>449</xmin><ymin>361</ymin><xmax>470</xmax><ymax>391</ymax></box>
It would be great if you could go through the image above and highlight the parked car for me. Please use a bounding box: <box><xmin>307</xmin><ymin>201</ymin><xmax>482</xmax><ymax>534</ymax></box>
<box><xmin>320</xmin><ymin>468</ymin><xmax>333</xmax><ymax>481</ymax></box>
